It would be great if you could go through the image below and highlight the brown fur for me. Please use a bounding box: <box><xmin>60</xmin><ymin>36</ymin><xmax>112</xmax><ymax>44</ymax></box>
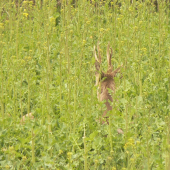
<box><xmin>94</xmin><ymin>42</ymin><xmax>122</xmax><ymax>125</ymax></box>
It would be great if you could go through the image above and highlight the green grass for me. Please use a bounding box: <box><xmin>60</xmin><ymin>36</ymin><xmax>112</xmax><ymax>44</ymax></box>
<box><xmin>0</xmin><ymin>0</ymin><xmax>170</xmax><ymax>169</ymax></box>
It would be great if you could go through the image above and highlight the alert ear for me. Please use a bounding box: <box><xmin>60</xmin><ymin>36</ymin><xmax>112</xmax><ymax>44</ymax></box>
<box><xmin>107</xmin><ymin>42</ymin><xmax>113</xmax><ymax>68</ymax></box>
<box><xmin>94</xmin><ymin>42</ymin><xmax>101</xmax><ymax>72</ymax></box>
<box><xmin>106</xmin><ymin>42</ymin><xmax>113</xmax><ymax>73</ymax></box>
<box><xmin>94</xmin><ymin>43</ymin><xmax>102</xmax><ymax>86</ymax></box>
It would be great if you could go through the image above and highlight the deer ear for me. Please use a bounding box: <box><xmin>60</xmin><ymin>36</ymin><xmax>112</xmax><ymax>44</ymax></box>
<box><xmin>94</xmin><ymin>45</ymin><xmax>99</xmax><ymax>71</ymax></box>
<box><xmin>107</xmin><ymin>42</ymin><xmax>111</xmax><ymax>67</ymax></box>
<box><xmin>94</xmin><ymin>45</ymin><xmax>100</xmax><ymax>71</ymax></box>
<box><xmin>107</xmin><ymin>43</ymin><xmax>113</xmax><ymax>66</ymax></box>
<box><xmin>94</xmin><ymin>43</ymin><xmax>102</xmax><ymax>72</ymax></box>
<box><xmin>97</xmin><ymin>42</ymin><xmax>101</xmax><ymax>63</ymax></box>
<box><xmin>107</xmin><ymin>42</ymin><xmax>113</xmax><ymax>71</ymax></box>
<box><xmin>95</xmin><ymin>61</ymin><xmax>100</xmax><ymax>71</ymax></box>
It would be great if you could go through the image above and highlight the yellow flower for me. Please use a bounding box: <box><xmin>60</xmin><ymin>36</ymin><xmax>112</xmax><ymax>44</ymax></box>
<box><xmin>0</xmin><ymin>23</ymin><xmax>4</xmax><ymax>27</ymax></box>
<box><xmin>67</xmin><ymin>152</ymin><xmax>72</xmax><ymax>159</ymax></box>
<box><xmin>67</xmin><ymin>152</ymin><xmax>72</xmax><ymax>156</ymax></box>
<box><xmin>108</xmin><ymin>13</ymin><xmax>112</xmax><ymax>17</ymax></box>
<box><xmin>82</xmin><ymin>40</ymin><xmax>86</xmax><ymax>45</ymax></box>
<box><xmin>139</xmin><ymin>21</ymin><xmax>143</xmax><ymax>25</ymax></box>
<box><xmin>138</xmin><ymin>4</ymin><xmax>143</xmax><ymax>8</ymax></box>
<box><xmin>0</xmin><ymin>23</ymin><xmax>4</xmax><ymax>29</ymax></box>
<box><xmin>128</xmin><ymin>138</ymin><xmax>134</xmax><ymax>144</ymax></box>
<box><xmin>22</xmin><ymin>156</ymin><xmax>27</xmax><ymax>160</ymax></box>
<box><xmin>29</xmin><ymin>1</ymin><xmax>33</xmax><ymax>4</ymax></box>
<box><xmin>49</xmin><ymin>17</ymin><xmax>55</xmax><ymax>23</ymax></box>
<box><xmin>23</xmin><ymin>1</ymin><xmax>28</xmax><ymax>4</ymax></box>
<box><xmin>129</xmin><ymin>7</ymin><xmax>133</xmax><ymax>12</ymax></box>
<box><xmin>134</xmin><ymin>26</ymin><xmax>138</xmax><ymax>31</ymax></box>
<box><xmin>23</xmin><ymin>13</ymin><xmax>29</xmax><ymax>17</ymax></box>
<box><xmin>5</xmin><ymin>165</ymin><xmax>10</xmax><ymax>169</ymax></box>
<box><xmin>111</xmin><ymin>2</ymin><xmax>114</xmax><ymax>5</ymax></box>
<box><xmin>28</xmin><ymin>56</ymin><xmax>32</xmax><ymax>60</ymax></box>
<box><xmin>86</xmin><ymin>20</ymin><xmax>90</xmax><ymax>24</ymax></box>
<box><xmin>59</xmin><ymin>150</ymin><xmax>63</xmax><ymax>155</ymax></box>
<box><xmin>106</xmin><ymin>28</ymin><xmax>110</xmax><ymax>31</ymax></box>
<box><xmin>20</xmin><ymin>59</ymin><xmax>25</xmax><ymax>66</ymax></box>
<box><xmin>100</xmin><ymin>28</ymin><xmax>104</xmax><ymax>32</ymax></box>
<box><xmin>9</xmin><ymin>146</ymin><xmax>14</xmax><ymax>151</ymax></box>
<box><xmin>124</xmin><ymin>143</ymin><xmax>127</xmax><ymax>149</ymax></box>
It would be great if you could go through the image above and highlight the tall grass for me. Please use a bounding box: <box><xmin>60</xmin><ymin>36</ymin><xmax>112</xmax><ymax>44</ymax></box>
<box><xmin>0</xmin><ymin>0</ymin><xmax>169</xmax><ymax>169</ymax></box>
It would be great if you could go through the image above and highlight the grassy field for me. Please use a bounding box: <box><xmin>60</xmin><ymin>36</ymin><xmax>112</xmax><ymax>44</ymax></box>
<box><xmin>0</xmin><ymin>0</ymin><xmax>170</xmax><ymax>169</ymax></box>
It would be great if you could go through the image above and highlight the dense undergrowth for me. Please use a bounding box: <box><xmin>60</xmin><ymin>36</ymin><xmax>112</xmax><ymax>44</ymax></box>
<box><xmin>0</xmin><ymin>0</ymin><xmax>170</xmax><ymax>169</ymax></box>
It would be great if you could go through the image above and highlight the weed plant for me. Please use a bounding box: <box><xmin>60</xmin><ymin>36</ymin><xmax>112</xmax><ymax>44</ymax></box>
<box><xmin>0</xmin><ymin>0</ymin><xmax>170</xmax><ymax>169</ymax></box>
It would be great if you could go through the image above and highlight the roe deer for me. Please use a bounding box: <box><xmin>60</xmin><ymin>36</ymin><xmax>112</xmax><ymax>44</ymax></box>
<box><xmin>94</xmin><ymin>42</ymin><xmax>123</xmax><ymax>127</ymax></box>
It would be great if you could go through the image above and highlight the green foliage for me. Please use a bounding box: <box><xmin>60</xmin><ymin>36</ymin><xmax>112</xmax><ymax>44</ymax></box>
<box><xmin>0</xmin><ymin>0</ymin><xmax>170</xmax><ymax>169</ymax></box>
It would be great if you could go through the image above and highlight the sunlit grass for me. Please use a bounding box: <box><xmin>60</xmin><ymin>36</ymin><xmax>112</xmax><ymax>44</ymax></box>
<box><xmin>0</xmin><ymin>0</ymin><xmax>170</xmax><ymax>169</ymax></box>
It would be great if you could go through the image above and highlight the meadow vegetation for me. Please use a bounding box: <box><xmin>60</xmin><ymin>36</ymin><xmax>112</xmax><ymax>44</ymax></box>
<box><xmin>0</xmin><ymin>0</ymin><xmax>170</xmax><ymax>169</ymax></box>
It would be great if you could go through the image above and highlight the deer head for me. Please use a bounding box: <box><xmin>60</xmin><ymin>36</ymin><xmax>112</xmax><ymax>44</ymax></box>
<box><xmin>94</xmin><ymin>42</ymin><xmax>122</xmax><ymax>125</ymax></box>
